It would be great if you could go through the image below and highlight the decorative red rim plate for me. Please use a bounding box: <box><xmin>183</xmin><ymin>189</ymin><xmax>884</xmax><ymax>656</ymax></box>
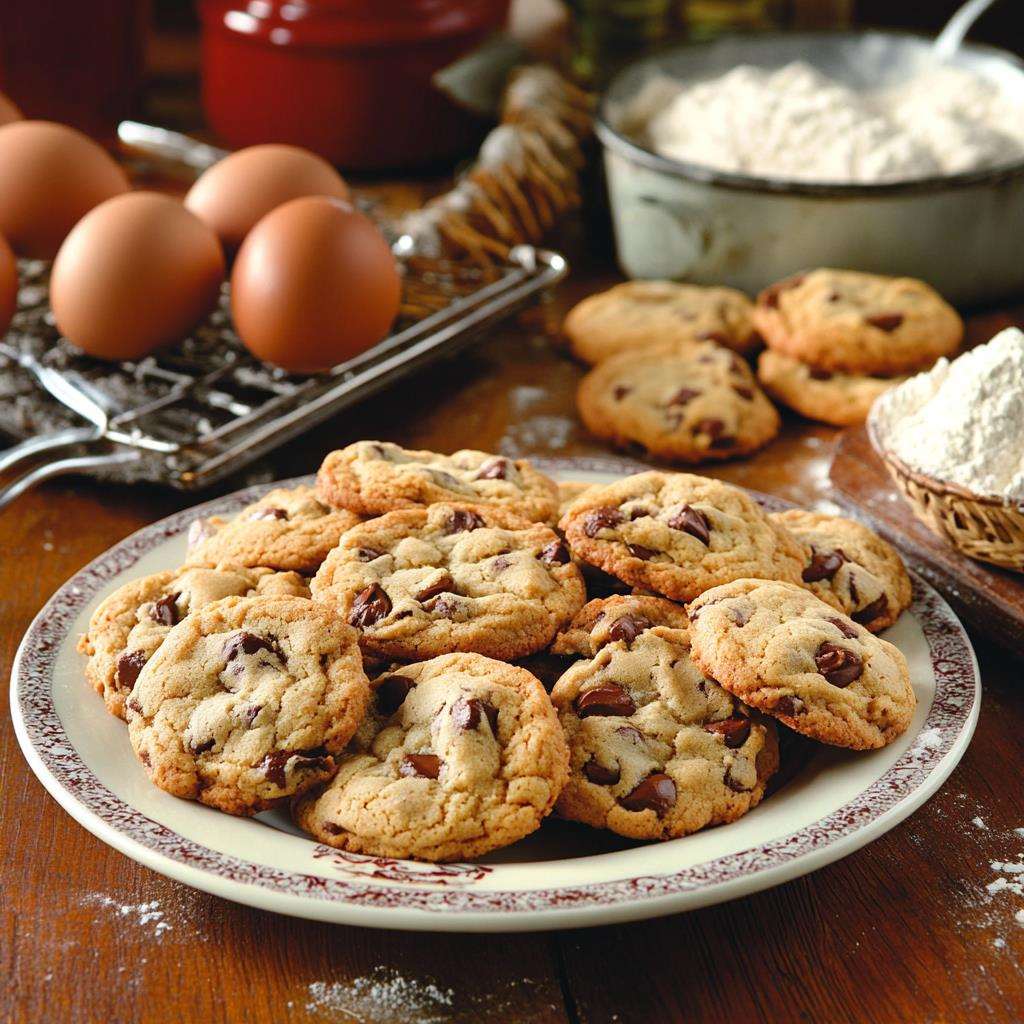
<box><xmin>11</xmin><ymin>458</ymin><xmax>981</xmax><ymax>929</ymax></box>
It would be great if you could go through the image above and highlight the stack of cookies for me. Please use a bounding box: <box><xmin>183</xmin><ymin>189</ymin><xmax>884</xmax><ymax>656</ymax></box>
<box><xmin>754</xmin><ymin>269</ymin><xmax>964</xmax><ymax>426</ymax></box>
<box><xmin>80</xmin><ymin>442</ymin><xmax>916</xmax><ymax>862</ymax></box>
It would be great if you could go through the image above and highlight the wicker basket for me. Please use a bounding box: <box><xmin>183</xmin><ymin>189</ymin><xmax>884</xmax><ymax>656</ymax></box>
<box><xmin>867</xmin><ymin>413</ymin><xmax>1024</xmax><ymax>573</ymax></box>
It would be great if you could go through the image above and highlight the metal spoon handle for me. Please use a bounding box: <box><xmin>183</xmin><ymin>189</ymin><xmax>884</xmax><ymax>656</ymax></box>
<box><xmin>934</xmin><ymin>0</ymin><xmax>999</xmax><ymax>61</ymax></box>
<box><xmin>0</xmin><ymin>451</ymin><xmax>141</xmax><ymax>514</ymax></box>
<box><xmin>0</xmin><ymin>428</ymin><xmax>101</xmax><ymax>475</ymax></box>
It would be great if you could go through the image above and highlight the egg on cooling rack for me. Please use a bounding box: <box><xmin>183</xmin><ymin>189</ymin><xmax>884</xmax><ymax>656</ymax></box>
<box><xmin>230</xmin><ymin>196</ymin><xmax>401</xmax><ymax>374</ymax></box>
<box><xmin>50</xmin><ymin>192</ymin><xmax>225</xmax><ymax>361</ymax></box>
<box><xmin>0</xmin><ymin>120</ymin><xmax>129</xmax><ymax>259</ymax></box>
<box><xmin>185</xmin><ymin>144</ymin><xmax>351</xmax><ymax>253</ymax></box>
<box><xmin>0</xmin><ymin>233</ymin><xmax>16</xmax><ymax>337</ymax></box>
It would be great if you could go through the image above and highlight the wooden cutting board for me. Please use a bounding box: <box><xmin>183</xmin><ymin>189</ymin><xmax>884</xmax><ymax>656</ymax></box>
<box><xmin>829</xmin><ymin>425</ymin><xmax>1024</xmax><ymax>656</ymax></box>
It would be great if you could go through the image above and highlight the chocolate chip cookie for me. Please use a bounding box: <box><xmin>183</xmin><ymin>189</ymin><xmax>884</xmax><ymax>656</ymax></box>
<box><xmin>576</xmin><ymin>341</ymin><xmax>779</xmax><ymax>463</ymax></box>
<box><xmin>186</xmin><ymin>485</ymin><xmax>362</xmax><ymax>575</ymax></box>
<box><xmin>79</xmin><ymin>566</ymin><xmax>309</xmax><ymax>720</ymax></box>
<box><xmin>757</xmin><ymin>349</ymin><xmax>908</xmax><ymax>427</ymax></box>
<box><xmin>552</xmin><ymin>594</ymin><xmax>690</xmax><ymax>656</ymax></box>
<box><xmin>771</xmin><ymin>510</ymin><xmax>912</xmax><ymax>633</ymax></box>
<box><xmin>293</xmin><ymin>653</ymin><xmax>569</xmax><ymax>861</ymax></box>
<box><xmin>311</xmin><ymin>503</ymin><xmax>586</xmax><ymax>662</ymax></box>
<box><xmin>316</xmin><ymin>441</ymin><xmax>559</xmax><ymax>524</ymax></box>
<box><xmin>752</xmin><ymin>269</ymin><xmax>962</xmax><ymax>376</ymax></box>
<box><xmin>126</xmin><ymin>595</ymin><xmax>368</xmax><ymax>815</ymax></box>
<box><xmin>550</xmin><ymin>597</ymin><xmax>778</xmax><ymax>840</ymax></box>
<box><xmin>688</xmin><ymin>579</ymin><xmax>915</xmax><ymax>749</ymax></box>
<box><xmin>559</xmin><ymin>471</ymin><xmax>808</xmax><ymax>602</ymax></box>
<box><xmin>564</xmin><ymin>280</ymin><xmax>760</xmax><ymax>365</ymax></box>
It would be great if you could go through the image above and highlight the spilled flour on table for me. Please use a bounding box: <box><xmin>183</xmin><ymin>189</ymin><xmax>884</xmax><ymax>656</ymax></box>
<box><xmin>306</xmin><ymin>968</ymin><xmax>454</xmax><ymax>1023</ymax></box>
<box><xmin>81</xmin><ymin>894</ymin><xmax>173</xmax><ymax>938</ymax></box>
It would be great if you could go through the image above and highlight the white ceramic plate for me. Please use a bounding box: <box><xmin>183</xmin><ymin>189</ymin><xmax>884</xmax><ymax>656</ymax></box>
<box><xmin>11</xmin><ymin>458</ymin><xmax>980</xmax><ymax>932</ymax></box>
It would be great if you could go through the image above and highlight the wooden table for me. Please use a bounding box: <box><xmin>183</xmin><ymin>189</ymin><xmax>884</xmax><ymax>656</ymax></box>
<box><xmin>4</xmin><ymin>179</ymin><xmax>1024</xmax><ymax>1024</ymax></box>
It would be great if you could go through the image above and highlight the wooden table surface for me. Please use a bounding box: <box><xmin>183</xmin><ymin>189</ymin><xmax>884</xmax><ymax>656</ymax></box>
<box><xmin>4</xmin><ymin>174</ymin><xmax>1024</xmax><ymax>1024</ymax></box>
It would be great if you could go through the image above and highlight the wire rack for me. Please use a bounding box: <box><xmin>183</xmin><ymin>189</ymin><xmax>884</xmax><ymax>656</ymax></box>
<box><xmin>0</xmin><ymin>245</ymin><xmax>567</xmax><ymax>501</ymax></box>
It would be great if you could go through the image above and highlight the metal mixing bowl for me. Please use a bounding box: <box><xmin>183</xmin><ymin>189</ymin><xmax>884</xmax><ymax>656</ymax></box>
<box><xmin>597</xmin><ymin>31</ymin><xmax>1024</xmax><ymax>305</ymax></box>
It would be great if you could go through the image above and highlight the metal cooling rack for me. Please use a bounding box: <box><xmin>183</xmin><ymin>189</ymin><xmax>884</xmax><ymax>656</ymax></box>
<box><xmin>0</xmin><ymin>244</ymin><xmax>568</xmax><ymax>509</ymax></box>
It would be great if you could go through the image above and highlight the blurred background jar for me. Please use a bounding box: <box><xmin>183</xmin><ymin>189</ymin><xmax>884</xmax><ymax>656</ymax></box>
<box><xmin>0</xmin><ymin>0</ymin><xmax>149</xmax><ymax>139</ymax></box>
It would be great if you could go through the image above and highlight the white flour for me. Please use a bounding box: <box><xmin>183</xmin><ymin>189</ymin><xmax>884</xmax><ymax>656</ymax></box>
<box><xmin>636</xmin><ymin>61</ymin><xmax>1024</xmax><ymax>183</ymax></box>
<box><xmin>875</xmin><ymin>327</ymin><xmax>1024</xmax><ymax>500</ymax></box>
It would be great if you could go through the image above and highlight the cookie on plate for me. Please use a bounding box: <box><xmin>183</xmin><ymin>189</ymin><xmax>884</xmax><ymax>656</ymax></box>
<box><xmin>559</xmin><ymin>471</ymin><xmax>808</xmax><ymax>602</ymax></box>
<box><xmin>311</xmin><ymin>503</ymin><xmax>585</xmax><ymax>662</ymax></box>
<box><xmin>293</xmin><ymin>653</ymin><xmax>569</xmax><ymax>861</ymax></box>
<box><xmin>752</xmin><ymin>269</ymin><xmax>962</xmax><ymax>376</ymax></box>
<box><xmin>316</xmin><ymin>440</ymin><xmax>559</xmax><ymax>524</ymax></box>
<box><xmin>551</xmin><ymin>593</ymin><xmax>689</xmax><ymax>656</ymax></box>
<box><xmin>771</xmin><ymin>509</ymin><xmax>912</xmax><ymax>632</ymax></box>
<box><xmin>79</xmin><ymin>566</ymin><xmax>309</xmax><ymax>720</ymax></box>
<box><xmin>126</xmin><ymin>595</ymin><xmax>369</xmax><ymax>815</ymax></box>
<box><xmin>687</xmin><ymin>579</ymin><xmax>915</xmax><ymax>750</ymax></box>
<box><xmin>550</xmin><ymin>596</ymin><xmax>778</xmax><ymax>840</ymax></box>
<box><xmin>577</xmin><ymin>341</ymin><xmax>779</xmax><ymax>463</ymax></box>
<box><xmin>563</xmin><ymin>280</ymin><xmax>760</xmax><ymax>365</ymax></box>
<box><xmin>185</xmin><ymin>485</ymin><xmax>362</xmax><ymax>575</ymax></box>
<box><xmin>757</xmin><ymin>349</ymin><xmax>907</xmax><ymax>427</ymax></box>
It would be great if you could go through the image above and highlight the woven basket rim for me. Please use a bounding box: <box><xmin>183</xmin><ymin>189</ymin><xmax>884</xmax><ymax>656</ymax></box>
<box><xmin>866</xmin><ymin>407</ymin><xmax>1024</xmax><ymax>512</ymax></box>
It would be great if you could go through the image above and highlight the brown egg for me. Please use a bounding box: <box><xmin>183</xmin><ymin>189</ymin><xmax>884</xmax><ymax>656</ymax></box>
<box><xmin>231</xmin><ymin>197</ymin><xmax>400</xmax><ymax>373</ymax></box>
<box><xmin>0</xmin><ymin>121</ymin><xmax>129</xmax><ymax>259</ymax></box>
<box><xmin>0</xmin><ymin>91</ymin><xmax>21</xmax><ymax>126</ymax></box>
<box><xmin>0</xmin><ymin>233</ymin><xmax>17</xmax><ymax>337</ymax></box>
<box><xmin>185</xmin><ymin>144</ymin><xmax>350</xmax><ymax>253</ymax></box>
<box><xmin>50</xmin><ymin>192</ymin><xmax>225</xmax><ymax>361</ymax></box>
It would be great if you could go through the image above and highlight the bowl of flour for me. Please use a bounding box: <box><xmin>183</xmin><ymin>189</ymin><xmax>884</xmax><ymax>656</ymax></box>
<box><xmin>596</xmin><ymin>31</ymin><xmax>1024</xmax><ymax>303</ymax></box>
<box><xmin>868</xmin><ymin>327</ymin><xmax>1024</xmax><ymax>570</ymax></box>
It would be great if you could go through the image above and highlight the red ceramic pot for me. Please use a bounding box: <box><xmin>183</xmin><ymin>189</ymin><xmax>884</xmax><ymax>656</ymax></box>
<box><xmin>199</xmin><ymin>0</ymin><xmax>510</xmax><ymax>171</ymax></box>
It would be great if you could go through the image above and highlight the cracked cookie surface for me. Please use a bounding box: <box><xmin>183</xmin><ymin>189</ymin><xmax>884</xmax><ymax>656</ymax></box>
<box><xmin>126</xmin><ymin>595</ymin><xmax>368</xmax><ymax>815</ymax></box>
<box><xmin>559</xmin><ymin>471</ymin><xmax>807</xmax><ymax>602</ymax></box>
<box><xmin>771</xmin><ymin>509</ymin><xmax>912</xmax><ymax>633</ymax></box>
<box><xmin>316</xmin><ymin>441</ymin><xmax>559</xmax><ymax>523</ymax></box>
<box><xmin>564</xmin><ymin>280</ymin><xmax>760</xmax><ymax>365</ymax></box>
<box><xmin>550</xmin><ymin>596</ymin><xmax>778</xmax><ymax>840</ymax></box>
<box><xmin>185</xmin><ymin>485</ymin><xmax>362</xmax><ymax>574</ymax></box>
<box><xmin>687</xmin><ymin>579</ymin><xmax>915</xmax><ymax>749</ymax></box>
<box><xmin>312</xmin><ymin>503</ymin><xmax>585</xmax><ymax>661</ymax></box>
<box><xmin>293</xmin><ymin>653</ymin><xmax>569</xmax><ymax>861</ymax></box>
<box><xmin>79</xmin><ymin>565</ymin><xmax>309</xmax><ymax>720</ymax></box>
<box><xmin>577</xmin><ymin>341</ymin><xmax>779</xmax><ymax>463</ymax></box>
<box><xmin>752</xmin><ymin>269</ymin><xmax>962</xmax><ymax>376</ymax></box>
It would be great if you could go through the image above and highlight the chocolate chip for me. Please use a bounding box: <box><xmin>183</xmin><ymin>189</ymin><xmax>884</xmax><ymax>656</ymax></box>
<box><xmin>724</xmin><ymin>765</ymin><xmax>751</xmax><ymax>793</ymax></box>
<box><xmin>852</xmin><ymin>594</ymin><xmax>888</xmax><ymax>625</ymax></box>
<box><xmin>432</xmin><ymin>470</ymin><xmax>464</xmax><ymax>490</ymax></box>
<box><xmin>139</xmin><ymin>749</ymin><xmax>151</xmax><ymax>767</ymax></box>
<box><xmin>376</xmin><ymin>675</ymin><xmax>415</xmax><ymax>715</ymax></box>
<box><xmin>539</xmin><ymin>540</ymin><xmax>570</xmax><ymax>565</ymax></box>
<box><xmin>126</xmin><ymin>694</ymin><xmax>143</xmax><ymax>716</ymax></box>
<box><xmin>414</xmin><ymin>573</ymin><xmax>456</xmax><ymax>603</ymax></box>
<box><xmin>627</xmin><ymin>543</ymin><xmax>658</xmax><ymax>560</ymax></box>
<box><xmin>349</xmin><ymin>583</ymin><xmax>392</xmax><ymax>627</ymax></box>
<box><xmin>261</xmin><ymin>748</ymin><xmax>331</xmax><ymax>788</ymax></box>
<box><xmin>584</xmin><ymin>760</ymin><xmax>620</xmax><ymax>785</ymax></box>
<box><xmin>490</xmin><ymin>555</ymin><xmax>513</xmax><ymax>573</ymax></box>
<box><xmin>802</xmin><ymin>548</ymin><xmax>846</xmax><ymax>583</ymax></box>
<box><xmin>400</xmin><ymin>753</ymin><xmax>441</xmax><ymax>779</ymax></box>
<box><xmin>575</xmin><ymin>683</ymin><xmax>636</xmax><ymax>718</ymax></box>
<box><xmin>695</xmin><ymin>418</ymin><xmax>733</xmax><ymax>447</ymax></box>
<box><xmin>223</xmin><ymin>631</ymin><xmax>280</xmax><ymax>662</ymax></box>
<box><xmin>190</xmin><ymin>736</ymin><xmax>215</xmax><ymax>755</ymax></box>
<box><xmin>615</xmin><ymin>725</ymin><xmax>644</xmax><ymax>743</ymax></box>
<box><xmin>445</xmin><ymin>509</ymin><xmax>485</xmax><ymax>534</ymax></box>
<box><xmin>243</xmin><ymin>704</ymin><xmax>263</xmax><ymax>726</ymax></box>
<box><xmin>667</xmin><ymin>504</ymin><xmax>710</xmax><ymax>545</ymax></box>
<box><xmin>357</xmin><ymin>548</ymin><xmax>384</xmax><ymax>562</ymax></box>
<box><xmin>629</xmin><ymin>507</ymin><xmax>652</xmax><ymax>521</ymax></box>
<box><xmin>150</xmin><ymin>593</ymin><xmax>181</xmax><ymax>627</ymax></box>
<box><xmin>826</xmin><ymin>616</ymin><xmax>859</xmax><ymax>639</ymax></box>
<box><xmin>728</xmin><ymin>603</ymin><xmax>752</xmax><ymax>626</ymax></box>
<box><xmin>809</xmin><ymin>367</ymin><xmax>833</xmax><ymax>381</ymax></box>
<box><xmin>815</xmin><ymin>642</ymin><xmax>863</xmax><ymax>687</ymax></box>
<box><xmin>248</xmin><ymin>507</ymin><xmax>288</xmax><ymax>521</ymax></box>
<box><xmin>762</xmin><ymin>273</ymin><xmax>806</xmax><ymax>308</ymax></box>
<box><xmin>704</xmin><ymin>717</ymin><xmax>751</xmax><ymax>748</ymax></box>
<box><xmin>606</xmin><ymin>614</ymin><xmax>649</xmax><ymax>644</ymax></box>
<box><xmin>475</xmin><ymin>458</ymin><xmax>508</xmax><ymax>481</ymax></box>
<box><xmin>866</xmin><ymin>312</ymin><xmax>904</xmax><ymax>332</ymax></box>
<box><xmin>775</xmin><ymin>694</ymin><xmax>805</xmax><ymax>717</ymax></box>
<box><xmin>323</xmin><ymin>822</ymin><xmax>344</xmax><ymax>836</ymax></box>
<box><xmin>618</xmin><ymin>773</ymin><xmax>676</xmax><ymax>814</ymax></box>
<box><xmin>732</xmin><ymin>384</ymin><xmax>754</xmax><ymax>401</ymax></box>
<box><xmin>613</xmin><ymin>385</ymin><xmax>632</xmax><ymax>401</ymax></box>
<box><xmin>668</xmin><ymin>387</ymin><xmax>701</xmax><ymax>407</ymax></box>
<box><xmin>115</xmin><ymin>650</ymin><xmax>148</xmax><ymax>692</ymax></box>
<box><xmin>697</xmin><ymin>330</ymin><xmax>729</xmax><ymax>345</ymax></box>
<box><xmin>582</xmin><ymin>507</ymin><xmax>622</xmax><ymax>537</ymax></box>
<box><xmin>451</xmin><ymin>697</ymin><xmax>499</xmax><ymax>734</ymax></box>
